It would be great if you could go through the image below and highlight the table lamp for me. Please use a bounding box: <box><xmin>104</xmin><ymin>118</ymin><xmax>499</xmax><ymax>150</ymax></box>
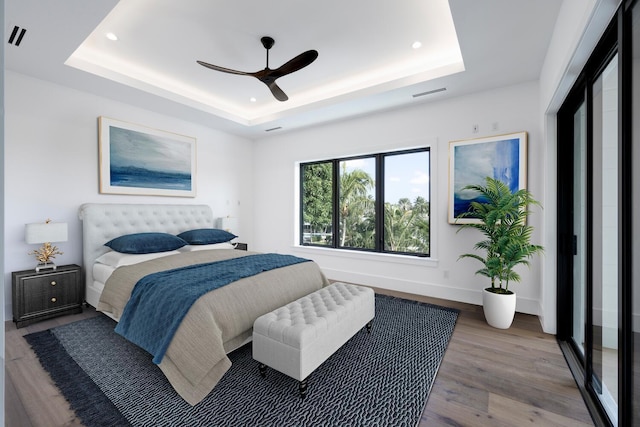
<box><xmin>25</xmin><ymin>219</ymin><xmax>68</xmax><ymax>271</ymax></box>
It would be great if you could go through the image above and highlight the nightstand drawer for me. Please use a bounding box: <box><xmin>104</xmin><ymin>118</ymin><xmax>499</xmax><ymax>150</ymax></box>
<box><xmin>19</xmin><ymin>273</ymin><xmax>79</xmax><ymax>312</ymax></box>
<box><xmin>12</xmin><ymin>264</ymin><xmax>83</xmax><ymax>328</ymax></box>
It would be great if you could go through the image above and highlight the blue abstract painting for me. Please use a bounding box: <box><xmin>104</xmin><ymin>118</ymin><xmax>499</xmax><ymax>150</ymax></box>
<box><xmin>449</xmin><ymin>132</ymin><xmax>527</xmax><ymax>223</ymax></box>
<box><xmin>99</xmin><ymin>117</ymin><xmax>196</xmax><ymax>197</ymax></box>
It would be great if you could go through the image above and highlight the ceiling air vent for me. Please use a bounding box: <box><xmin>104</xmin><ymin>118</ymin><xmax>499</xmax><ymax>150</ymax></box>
<box><xmin>412</xmin><ymin>87</ymin><xmax>446</xmax><ymax>98</ymax></box>
<box><xmin>8</xmin><ymin>26</ymin><xmax>27</xmax><ymax>46</ymax></box>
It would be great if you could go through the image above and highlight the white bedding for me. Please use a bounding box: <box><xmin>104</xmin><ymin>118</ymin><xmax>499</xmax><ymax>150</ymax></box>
<box><xmin>92</xmin><ymin>245</ymin><xmax>238</xmax><ymax>305</ymax></box>
<box><xmin>95</xmin><ymin>250</ymin><xmax>182</xmax><ymax>268</ymax></box>
<box><xmin>92</xmin><ymin>263</ymin><xmax>114</xmax><ymax>286</ymax></box>
<box><xmin>179</xmin><ymin>242</ymin><xmax>236</xmax><ymax>251</ymax></box>
<box><xmin>93</xmin><ymin>250</ymin><xmax>184</xmax><ymax>306</ymax></box>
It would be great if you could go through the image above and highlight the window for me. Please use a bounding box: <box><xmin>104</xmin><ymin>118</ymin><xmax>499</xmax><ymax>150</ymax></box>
<box><xmin>300</xmin><ymin>147</ymin><xmax>430</xmax><ymax>256</ymax></box>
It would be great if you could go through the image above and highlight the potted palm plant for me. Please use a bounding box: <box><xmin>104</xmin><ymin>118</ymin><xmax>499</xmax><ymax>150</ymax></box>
<box><xmin>456</xmin><ymin>177</ymin><xmax>544</xmax><ymax>329</ymax></box>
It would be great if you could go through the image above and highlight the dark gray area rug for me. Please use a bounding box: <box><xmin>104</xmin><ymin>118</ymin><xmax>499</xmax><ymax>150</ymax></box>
<box><xmin>25</xmin><ymin>294</ymin><xmax>459</xmax><ymax>427</ymax></box>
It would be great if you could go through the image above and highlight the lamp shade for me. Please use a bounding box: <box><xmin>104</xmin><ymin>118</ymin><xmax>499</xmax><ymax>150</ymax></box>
<box><xmin>25</xmin><ymin>222</ymin><xmax>68</xmax><ymax>244</ymax></box>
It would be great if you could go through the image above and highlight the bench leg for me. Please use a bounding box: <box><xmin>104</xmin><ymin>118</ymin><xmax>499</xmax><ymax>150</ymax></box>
<box><xmin>366</xmin><ymin>321</ymin><xmax>372</xmax><ymax>333</ymax></box>
<box><xmin>259</xmin><ymin>363</ymin><xmax>267</xmax><ymax>378</ymax></box>
<box><xmin>299</xmin><ymin>378</ymin><xmax>308</xmax><ymax>399</ymax></box>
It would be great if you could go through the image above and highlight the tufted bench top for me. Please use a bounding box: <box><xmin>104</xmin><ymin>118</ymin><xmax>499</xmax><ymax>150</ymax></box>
<box><xmin>253</xmin><ymin>282</ymin><xmax>372</xmax><ymax>349</ymax></box>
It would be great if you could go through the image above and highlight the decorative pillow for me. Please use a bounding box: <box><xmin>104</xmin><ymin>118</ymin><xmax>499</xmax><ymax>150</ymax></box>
<box><xmin>179</xmin><ymin>242</ymin><xmax>236</xmax><ymax>252</ymax></box>
<box><xmin>105</xmin><ymin>232</ymin><xmax>187</xmax><ymax>254</ymax></box>
<box><xmin>177</xmin><ymin>228</ymin><xmax>237</xmax><ymax>245</ymax></box>
<box><xmin>95</xmin><ymin>250</ymin><xmax>181</xmax><ymax>268</ymax></box>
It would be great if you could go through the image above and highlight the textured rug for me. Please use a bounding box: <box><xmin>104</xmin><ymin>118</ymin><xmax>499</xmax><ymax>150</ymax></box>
<box><xmin>25</xmin><ymin>295</ymin><xmax>458</xmax><ymax>427</ymax></box>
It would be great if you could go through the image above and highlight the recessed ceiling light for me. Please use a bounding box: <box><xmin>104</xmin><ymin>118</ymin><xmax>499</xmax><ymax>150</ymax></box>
<box><xmin>412</xmin><ymin>41</ymin><xmax>422</xmax><ymax>49</ymax></box>
<box><xmin>106</xmin><ymin>32</ymin><xmax>118</xmax><ymax>41</ymax></box>
<box><xmin>250</xmin><ymin>97</ymin><xmax>257</xmax><ymax>103</ymax></box>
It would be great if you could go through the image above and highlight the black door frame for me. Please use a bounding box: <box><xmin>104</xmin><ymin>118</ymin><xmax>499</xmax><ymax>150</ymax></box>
<box><xmin>556</xmin><ymin>1</ymin><xmax>635</xmax><ymax>425</ymax></box>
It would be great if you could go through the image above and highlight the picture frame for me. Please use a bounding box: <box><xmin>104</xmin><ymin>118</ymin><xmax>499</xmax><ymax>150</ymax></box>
<box><xmin>448</xmin><ymin>131</ymin><xmax>527</xmax><ymax>224</ymax></box>
<box><xmin>98</xmin><ymin>117</ymin><xmax>197</xmax><ymax>197</ymax></box>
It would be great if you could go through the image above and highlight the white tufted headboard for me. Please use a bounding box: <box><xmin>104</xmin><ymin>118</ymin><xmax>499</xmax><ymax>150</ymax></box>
<box><xmin>78</xmin><ymin>203</ymin><xmax>214</xmax><ymax>307</ymax></box>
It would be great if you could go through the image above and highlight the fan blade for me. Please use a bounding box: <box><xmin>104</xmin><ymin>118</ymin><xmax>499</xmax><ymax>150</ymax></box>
<box><xmin>268</xmin><ymin>50</ymin><xmax>318</xmax><ymax>79</ymax></box>
<box><xmin>196</xmin><ymin>60</ymin><xmax>251</xmax><ymax>76</ymax></box>
<box><xmin>197</xmin><ymin>40</ymin><xmax>316</xmax><ymax>102</ymax></box>
<box><xmin>264</xmin><ymin>81</ymin><xmax>289</xmax><ymax>102</ymax></box>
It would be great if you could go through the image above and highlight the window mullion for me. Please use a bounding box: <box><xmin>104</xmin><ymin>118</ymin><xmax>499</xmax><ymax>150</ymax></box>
<box><xmin>332</xmin><ymin>159</ymin><xmax>339</xmax><ymax>248</ymax></box>
<box><xmin>376</xmin><ymin>153</ymin><xmax>384</xmax><ymax>252</ymax></box>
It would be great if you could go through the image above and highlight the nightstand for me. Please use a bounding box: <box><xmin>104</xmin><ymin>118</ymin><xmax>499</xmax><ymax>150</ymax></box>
<box><xmin>234</xmin><ymin>242</ymin><xmax>248</xmax><ymax>251</ymax></box>
<box><xmin>12</xmin><ymin>264</ymin><xmax>83</xmax><ymax>328</ymax></box>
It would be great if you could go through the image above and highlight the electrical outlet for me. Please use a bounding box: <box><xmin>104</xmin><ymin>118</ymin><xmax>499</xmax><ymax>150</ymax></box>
<box><xmin>472</xmin><ymin>124</ymin><xmax>479</xmax><ymax>133</ymax></box>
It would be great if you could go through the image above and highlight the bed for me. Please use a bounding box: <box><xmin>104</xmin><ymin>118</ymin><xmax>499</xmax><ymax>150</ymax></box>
<box><xmin>78</xmin><ymin>203</ymin><xmax>329</xmax><ymax>405</ymax></box>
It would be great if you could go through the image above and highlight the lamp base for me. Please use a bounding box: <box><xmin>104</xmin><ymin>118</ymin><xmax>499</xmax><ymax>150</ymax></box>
<box><xmin>35</xmin><ymin>262</ymin><xmax>57</xmax><ymax>272</ymax></box>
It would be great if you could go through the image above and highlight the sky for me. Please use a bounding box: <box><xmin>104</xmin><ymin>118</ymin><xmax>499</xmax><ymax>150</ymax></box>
<box><xmin>343</xmin><ymin>150</ymin><xmax>430</xmax><ymax>203</ymax></box>
<box><xmin>110</xmin><ymin>126</ymin><xmax>192</xmax><ymax>174</ymax></box>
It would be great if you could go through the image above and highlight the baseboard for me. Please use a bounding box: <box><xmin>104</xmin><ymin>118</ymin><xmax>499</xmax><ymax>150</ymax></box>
<box><xmin>4</xmin><ymin>302</ymin><xmax>11</xmax><ymax>322</ymax></box>
<box><xmin>323</xmin><ymin>267</ymin><xmax>540</xmax><ymax>315</ymax></box>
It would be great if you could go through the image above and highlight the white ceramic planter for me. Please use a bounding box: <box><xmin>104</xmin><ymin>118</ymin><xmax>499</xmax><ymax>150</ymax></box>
<box><xmin>482</xmin><ymin>288</ymin><xmax>516</xmax><ymax>329</ymax></box>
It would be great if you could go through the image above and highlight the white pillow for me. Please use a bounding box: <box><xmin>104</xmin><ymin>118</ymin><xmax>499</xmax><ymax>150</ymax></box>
<box><xmin>179</xmin><ymin>242</ymin><xmax>236</xmax><ymax>252</ymax></box>
<box><xmin>95</xmin><ymin>250</ymin><xmax>180</xmax><ymax>268</ymax></box>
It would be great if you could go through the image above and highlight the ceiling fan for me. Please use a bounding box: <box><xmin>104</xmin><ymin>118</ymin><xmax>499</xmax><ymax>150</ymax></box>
<box><xmin>197</xmin><ymin>36</ymin><xmax>318</xmax><ymax>102</ymax></box>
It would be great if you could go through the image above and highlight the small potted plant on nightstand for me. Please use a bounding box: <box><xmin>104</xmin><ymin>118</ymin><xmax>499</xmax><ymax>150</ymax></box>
<box><xmin>456</xmin><ymin>177</ymin><xmax>544</xmax><ymax>329</ymax></box>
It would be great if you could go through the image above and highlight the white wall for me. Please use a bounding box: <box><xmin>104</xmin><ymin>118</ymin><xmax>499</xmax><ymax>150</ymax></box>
<box><xmin>536</xmin><ymin>0</ymin><xmax>618</xmax><ymax>333</ymax></box>
<box><xmin>252</xmin><ymin>81</ymin><xmax>546</xmax><ymax>318</ymax></box>
<box><xmin>4</xmin><ymin>71</ymin><xmax>255</xmax><ymax>319</ymax></box>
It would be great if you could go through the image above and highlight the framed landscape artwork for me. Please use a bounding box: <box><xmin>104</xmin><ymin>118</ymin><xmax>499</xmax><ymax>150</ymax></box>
<box><xmin>98</xmin><ymin>117</ymin><xmax>197</xmax><ymax>197</ymax></box>
<box><xmin>448</xmin><ymin>131</ymin><xmax>527</xmax><ymax>224</ymax></box>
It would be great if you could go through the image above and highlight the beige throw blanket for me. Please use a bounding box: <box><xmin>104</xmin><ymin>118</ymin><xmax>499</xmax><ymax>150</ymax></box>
<box><xmin>97</xmin><ymin>250</ymin><xmax>328</xmax><ymax>405</ymax></box>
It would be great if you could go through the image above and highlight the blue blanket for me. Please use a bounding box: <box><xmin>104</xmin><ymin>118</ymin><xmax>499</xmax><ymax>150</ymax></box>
<box><xmin>114</xmin><ymin>253</ymin><xmax>311</xmax><ymax>364</ymax></box>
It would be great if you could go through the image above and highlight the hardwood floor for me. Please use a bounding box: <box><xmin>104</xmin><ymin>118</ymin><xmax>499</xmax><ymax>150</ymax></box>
<box><xmin>5</xmin><ymin>290</ymin><xmax>594</xmax><ymax>427</ymax></box>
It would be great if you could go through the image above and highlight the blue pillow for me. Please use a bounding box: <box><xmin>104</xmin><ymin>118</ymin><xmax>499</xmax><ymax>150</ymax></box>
<box><xmin>177</xmin><ymin>228</ymin><xmax>237</xmax><ymax>245</ymax></box>
<box><xmin>105</xmin><ymin>232</ymin><xmax>187</xmax><ymax>254</ymax></box>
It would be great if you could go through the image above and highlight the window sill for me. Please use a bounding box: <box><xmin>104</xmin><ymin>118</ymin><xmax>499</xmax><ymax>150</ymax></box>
<box><xmin>291</xmin><ymin>245</ymin><xmax>439</xmax><ymax>268</ymax></box>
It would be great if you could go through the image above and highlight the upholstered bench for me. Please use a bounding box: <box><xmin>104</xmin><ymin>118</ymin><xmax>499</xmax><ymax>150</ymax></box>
<box><xmin>252</xmin><ymin>282</ymin><xmax>375</xmax><ymax>398</ymax></box>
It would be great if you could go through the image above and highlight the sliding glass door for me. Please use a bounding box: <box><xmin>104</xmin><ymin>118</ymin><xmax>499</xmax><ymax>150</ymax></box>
<box><xmin>571</xmin><ymin>101</ymin><xmax>587</xmax><ymax>360</ymax></box>
<box><xmin>561</xmin><ymin>53</ymin><xmax>620</xmax><ymax>425</ymax></box>
<box><xmin>591</xmin><ymin>53</ymin><xmax>619</xmax><ymax>425</ymax></box>
<box><xmin>557</xmin><ymin>2</ymin><xmax>637</xmax><ymax>425</ymax></box>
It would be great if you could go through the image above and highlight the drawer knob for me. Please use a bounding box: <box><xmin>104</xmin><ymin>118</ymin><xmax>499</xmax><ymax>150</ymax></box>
<box><xmin>51</xmin><ymin>297</ymin><xmax>57</xmax><ymax>303</ymax></box>
<box><xmin>51</xmin><ymin>281</ymin><xmax>57</xmax><ymax>286</ymax></box>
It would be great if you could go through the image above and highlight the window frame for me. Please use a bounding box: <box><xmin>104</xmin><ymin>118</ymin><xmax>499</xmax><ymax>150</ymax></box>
<box><xmin>299</xmin><ymin>147</ymin><xmax>430</xmax><ymax>257</ymax></box>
